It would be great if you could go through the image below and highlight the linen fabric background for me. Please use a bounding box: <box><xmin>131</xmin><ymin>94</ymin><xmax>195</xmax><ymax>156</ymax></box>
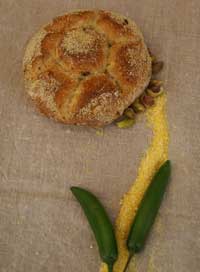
<box><xmin>0</xmin><ymin>1</ymin><xmax>199</xmax><ymax>271</ymax></box>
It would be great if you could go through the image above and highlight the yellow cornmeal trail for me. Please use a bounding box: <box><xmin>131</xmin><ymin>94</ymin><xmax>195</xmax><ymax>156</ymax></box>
<box><xmin>100</xmin><ymin>94</ymin><xmax>169</xmax><ymax>272</ymax></box>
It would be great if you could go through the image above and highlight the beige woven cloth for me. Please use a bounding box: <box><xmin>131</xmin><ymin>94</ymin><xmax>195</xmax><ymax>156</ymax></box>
<box><xmin>0</xmin><ymin>1</ymin><xmax>199</xmax><ymax>271</ymax></box>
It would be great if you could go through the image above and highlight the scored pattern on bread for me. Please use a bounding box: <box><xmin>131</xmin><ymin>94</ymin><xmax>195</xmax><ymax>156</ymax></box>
<box><xmin>23</xmin><ymin>10</ymin><xmax>152</xmax><ymax>127</ymax></box>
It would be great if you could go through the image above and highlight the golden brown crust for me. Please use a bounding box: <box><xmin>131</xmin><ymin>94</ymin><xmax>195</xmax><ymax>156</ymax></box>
<box><xmin>107</xmin><ymin>40</ymin><xmax>151</xmax><ymax>106</ymax></box>
<box><xmin>45</xmin><ymin>11</ymin><xmax>97</xmax><ymax>33</ymax></box>
<box><xmin>58</xmin><ymin>27</ymin><xmax>108</xmax><ymax>74</ymax></box>
<box><xmin>96</xmin><ymin>11</ymin><xmax>142</xmax><ymax>42</ymax></box>
<box><xmin>23</xmin><ymin>10</ymin><xmax>151</xmax><ymax>127</ymax></box>
<box><xmin>77</xmin><ymin>74</ymin><xmax>117</xmax><ymax>108</ymax></box>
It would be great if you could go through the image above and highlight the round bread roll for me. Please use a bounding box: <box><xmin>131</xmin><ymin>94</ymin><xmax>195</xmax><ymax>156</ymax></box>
<box><xmin>23</xmin><ymin>10</ymin><xmax>152</xmax><ymax>127</ymax></box>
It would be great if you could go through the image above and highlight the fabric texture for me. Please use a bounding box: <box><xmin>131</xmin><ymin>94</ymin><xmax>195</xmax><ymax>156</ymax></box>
<box><xmin>0</xmin><ymin>1</ymin><xmax>199</xmax><ymax>271</ymax></box>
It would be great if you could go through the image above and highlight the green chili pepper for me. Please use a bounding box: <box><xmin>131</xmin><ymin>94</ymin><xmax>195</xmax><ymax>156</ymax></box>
<box><xmin>71</xmin><ymin>187</ymin><xmax>118</xmax><ymax>272</ymax></box>
<box><xmin>124</xmin><ymin>160</ymin><xmax>171</xmax><ymax>271</ymax></box>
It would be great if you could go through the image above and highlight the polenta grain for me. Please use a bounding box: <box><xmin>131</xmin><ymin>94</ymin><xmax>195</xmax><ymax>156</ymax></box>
<box><xmin>100</xmin><ymin>94</ymin><xmax>169</xmax><ymax>272</ymax></box>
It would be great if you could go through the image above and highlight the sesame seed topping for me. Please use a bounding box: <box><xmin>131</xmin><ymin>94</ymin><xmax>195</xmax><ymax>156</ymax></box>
<box><xmin>61</xmin><ymin>28</ymin><xmax>97</xmax><ymax>55</ymax></box>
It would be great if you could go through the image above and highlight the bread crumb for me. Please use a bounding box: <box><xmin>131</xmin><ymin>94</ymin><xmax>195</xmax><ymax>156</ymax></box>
<box><xmin>154</xmin><ymin>215</ymin><xmax>163</xmax><ymax>235</ymax></box>
<box><xmin>147</xmin><ymin>256</ymin><xmax>158</xmax><ymax>272</ymax></box>
<box><xmin>96</xmin><ymin>128</ymin><xmax>104</xmax><ymax>136</ymax></box>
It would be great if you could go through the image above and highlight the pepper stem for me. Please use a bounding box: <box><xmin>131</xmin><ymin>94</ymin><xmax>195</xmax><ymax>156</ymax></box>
<box><xmin>123</xmin><ymin>252</ymin><xmax>134</xmax><ymax>272</ymax></box>
<box><xmin>107</xmin><ymin>263</ymin><xmax>113</xmax><ymax>272</ymax></box>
